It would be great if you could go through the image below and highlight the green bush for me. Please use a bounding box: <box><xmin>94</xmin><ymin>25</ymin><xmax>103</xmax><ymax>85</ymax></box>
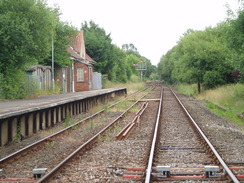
<box><xmin>203</xmin><ymin>71</ymin><xmax>225</xmax><ymax>88</ymax></box>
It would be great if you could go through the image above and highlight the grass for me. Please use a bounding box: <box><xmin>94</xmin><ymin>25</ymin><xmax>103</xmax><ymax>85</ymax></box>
<box><xmin>175</xmin><ymin>83</ymin><xmax>198</xmax><ymax>96</ymax></box>
<box><xmin>197</xmin><ymin>83</ymin><xmax>244</xmax><ymax>114</ymax></box>
<box><xmin>205</xmin><ymin>102</ymin><xmax>243</xmax><ymax>125</ymax></box>
<box><xmin>174</xmin><ymin>83</ymin><xmax>244</xmax><ymax>125</ymax></box>
<box><xmin>196</xmin><ymin>83</ymin><xmax>244</xmax><ymax>125</ymax></box>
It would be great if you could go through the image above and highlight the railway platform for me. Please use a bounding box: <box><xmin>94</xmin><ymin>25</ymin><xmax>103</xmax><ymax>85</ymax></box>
<box><xmin>0</xmin><ymin>88</ymin><xmax>126</xmax><ymax>146</ymax></box>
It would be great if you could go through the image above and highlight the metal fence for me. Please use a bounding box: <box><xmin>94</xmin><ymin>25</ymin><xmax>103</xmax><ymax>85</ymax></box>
<box><xmin>92</xmin><ymin>72</ymin><xmax>102</xmax><ymax>90</ymax></box>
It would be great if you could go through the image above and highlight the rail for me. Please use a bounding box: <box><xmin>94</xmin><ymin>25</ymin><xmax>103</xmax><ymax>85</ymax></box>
<box><xmin>0</xmin><ymin>87</ymin><xmax>149</xmax><ymax>164</ymax></box>
<box><xmin>37</xmin><ymin>87</ymin><xmax>155</xmax><ymax>182</ymax></box>
<box><xmin>145</xmin><ymin>87</ymin><xmax>163</xmax><ymax>182</ymax></box>
<box><xmin>170</xmin><ymin>87</ymin><xmax>240</xmax><ymax>183</ymax></box>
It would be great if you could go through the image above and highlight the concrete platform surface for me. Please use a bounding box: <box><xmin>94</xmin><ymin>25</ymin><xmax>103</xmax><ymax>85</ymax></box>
<box><xmin>0</xmin><ymin>88</ymin><xmax>126</xmax><ymax>119</ymax></box>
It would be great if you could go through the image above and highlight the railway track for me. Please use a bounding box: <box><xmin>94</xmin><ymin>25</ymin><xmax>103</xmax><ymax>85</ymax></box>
<box><xmin>0</xmin><ymin>84</ymin><xmax>243</xmax><ymax>182</ymax></box>
<box><xmin>42</xmin><ymin>86</ymin><xmax>162</xmax><ymax>182</ymax></box>
<box><xmin>0</xmin><ymin>86</ymin><xmax>154</xmax><ymax>182</ymax></box>
<box><xmin>145</xmin><ymin>86</ymin><xmax>243</xmax><ymax>183</ymax></box>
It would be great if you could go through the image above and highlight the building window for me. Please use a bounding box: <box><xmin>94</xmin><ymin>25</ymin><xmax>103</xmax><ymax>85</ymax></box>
<box><xmin>77</xmin><ymin>67</ymin><xmax>84</xmax><ymax>82</ymax></box>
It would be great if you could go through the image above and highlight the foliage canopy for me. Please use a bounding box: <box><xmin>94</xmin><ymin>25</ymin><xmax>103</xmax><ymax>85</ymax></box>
<box><xmin>158</xmin><ymin>8</ymin><xmax>244</xmax><ymax>92</ymax></box>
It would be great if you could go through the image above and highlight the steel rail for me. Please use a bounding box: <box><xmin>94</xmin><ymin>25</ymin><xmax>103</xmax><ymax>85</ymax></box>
<box><xmin>170</xmin><ymin>88</ymin><xmax>240</xmax><ymax>183</ymax></box>
<box><xmin>145</xmin><ymin>87</ymin><xmax>163</xmax><ymax>183</ymax></box>
<box><xmin>37</xmin><ymin>86</ymin><xmax>155</xmax><ymax>182</ymax></box>
<box><xmin>0</xmin><ymin>86</ymin><xmax>149</xmax><ymax>165</ymax></box>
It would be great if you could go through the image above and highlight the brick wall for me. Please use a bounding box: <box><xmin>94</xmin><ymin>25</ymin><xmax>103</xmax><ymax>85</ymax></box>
<box><xmin>74</xmin><ymin>61</ymin><xmax>93</xmax><ymax>91</ymax></box>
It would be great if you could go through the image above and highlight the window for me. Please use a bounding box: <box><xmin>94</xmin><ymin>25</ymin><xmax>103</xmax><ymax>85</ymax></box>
<box><xmin>77</xmin><ymin>67</ymin><xmax>84</xmax><ymax>82</ymax></box>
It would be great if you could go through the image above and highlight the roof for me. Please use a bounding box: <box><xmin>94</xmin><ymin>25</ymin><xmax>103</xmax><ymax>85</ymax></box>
<box><xmin>67</xmin><ymin>46</ymin><xmax>83</xmax><ymax>60</ymax></box>
<box><xmin>72</xmin><ymin>31</ymin><xmax>83</xmax><ymax>56</ymax></box>
<box><xmin>67</xmin><ymin>31</ymin><xmax>96</xmax><ymax>65</ymax></box>
<box><xmin>26</xmin><ymin>65</ymin><xmax>51</xmax><ymax>72</ymax></box>
<box><xmin>86</xmin><ymin>53</ymin><xmax>96</xmax><ymax>64</ymax></box>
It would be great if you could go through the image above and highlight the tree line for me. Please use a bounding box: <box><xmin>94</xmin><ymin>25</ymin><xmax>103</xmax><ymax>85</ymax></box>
<box><xmin>81</xmin><ymin>21</ymin><xmax>156</xmax><ymax>83</ymax></box>
<box><xmin>0</xmin><ymin>0</ymin><xmax>78</xmax><ymax>99</ymax></box>
<box><xmin>0</xmin><ymin>0</ymin><xmax>156</xmax><ymax>100</ymax></box>
<box><xmin>157</xmin><ymin>7</ymin><xmax>243</xmax><ymax>93</ymax></box>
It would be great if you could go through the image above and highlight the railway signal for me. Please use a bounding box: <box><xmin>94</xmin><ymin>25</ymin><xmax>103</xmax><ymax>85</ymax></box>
<box><xmin>133</xmin><ymin>60</ymin><xmax>147</xmax><ymax>81</ymax></box>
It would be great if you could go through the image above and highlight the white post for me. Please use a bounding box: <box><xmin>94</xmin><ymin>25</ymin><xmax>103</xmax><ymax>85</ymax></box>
<box><xmin>72</xmin><ymin>62</ymin><xmax>75</xmax><ymax>92</ymax></box>
<box><xmin>52</xmin><ymin>34</ymin><xmax>55</xmax><ymax>91</ymax></box>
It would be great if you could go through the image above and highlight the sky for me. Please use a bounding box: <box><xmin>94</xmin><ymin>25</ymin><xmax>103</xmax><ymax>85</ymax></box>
<box><xmin>47</xmin><ymin>0</ymin><xmax>241</xmax><ymax>65</ymax></box>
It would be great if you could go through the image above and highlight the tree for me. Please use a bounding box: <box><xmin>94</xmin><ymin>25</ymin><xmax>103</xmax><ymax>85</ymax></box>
<box><xmin>158</xmin><ymin>26</ymin><xmax>234</xmax><ymax>92</ymax></box>
<box><xmin>122</xmin><ymin>43</ymin><xmax>139</xmax><ymax>55</ymax></box>
<box><xmin>176</xmin><ymin>28</ymin><xmax>232</xmax><ymax>92</ymax></box>
<box><xmin>0</xmin><ymin>0</ymin><xmax>57</xmax><ymax>99</ymax></box>
<box><xmin>158</xmin><ymin>46</ymin><xmax>177</xmax><ymax>84</ymax></box>
<box><xmin>82</xmin><ymin>21</ymin><xmax>113</xmax><ymax>74</ymax></box>
<box><xmin>41</xmin><ymin>20</ymin><xmax>78</xmax><ymax>67</ymax></box>
<box><xmin>225</xmin><ymin>9</ymin><xmax>244</xmax><ymax>82</ymax></box>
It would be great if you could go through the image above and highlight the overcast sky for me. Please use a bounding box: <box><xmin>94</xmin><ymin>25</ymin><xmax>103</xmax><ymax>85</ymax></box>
<box><xmin>47</xmin><ymin>0</ymin><xmax>240</xmax><ymax>65</ymax></box>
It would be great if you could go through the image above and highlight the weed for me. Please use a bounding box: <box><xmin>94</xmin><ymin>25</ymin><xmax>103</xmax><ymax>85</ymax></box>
<box><xmin>113</xmin><ymin>124</ymin><xmax>121</xmax><ymax>136</ymax></box>
<box><xmin>46</xmin><ymin>140</ymin><xmax>56</xmax><ymax>147</ymax></box>
<box><xmin>64</xmin><ymin>114</ymin><xmax>71</xmax><ymax>127</ymax></box>
<box><xmin>64</xmin><ymin>113</ymin><xmax>78</xmax><ymax>130</ymax></box>
<box><xmin>50</xmin><ymin>141</ymin><xmax>56</xmax><ymax>147</ymax></box>
<box><xmin>14</xmin><ymin>122</ymin><xmax>22</xmax><ymax>142</ymax></box>
<box><xmin>97</xmin><ymin>134</ymin><xmax>103</xmax><ymax>142</ymax></box>
<box><xmin>197</xmin><ymin>84</ymin><xmax>244</xmax><ymax>114</ymax></box>
<box><xmin>90</xmin><ymin>120</ymin><xmax>94</xmax><ymax>130</ymax></box>
<box><xmin>105</xmin><ymin>129</ymin><xmax>111</xmax><ymax>142</ymax></box>
<box><xmin>72</xmin><ymin>125</ymin><xmax>77</xmax><ymax>130</ymax></box>
<box><xmin>205</xmin><ymin>102</ymin><xmax>244</xmax><ymax>125</ymax></box>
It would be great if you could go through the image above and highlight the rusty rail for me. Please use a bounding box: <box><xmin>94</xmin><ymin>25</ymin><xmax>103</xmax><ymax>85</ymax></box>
<box><xmin>37</xmin><ymin>87</ymin><xmax>155</xmax><ymax>182</ymax></box>
<box><xmin>116</xmin><ymin>102</ymin><xmax>149</xmax><ymax>140</ymax></box>
<box><xmin>0</xmin><ymin>87</ymin><xmax>149</xmax><ymax>166</ymax></box>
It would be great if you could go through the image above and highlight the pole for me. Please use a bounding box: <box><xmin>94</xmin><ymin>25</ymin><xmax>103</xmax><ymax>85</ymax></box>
<box><xmin>52</xmin><ymin>34</ymin><xmax>55</xmax><ymax>91</ymax></box>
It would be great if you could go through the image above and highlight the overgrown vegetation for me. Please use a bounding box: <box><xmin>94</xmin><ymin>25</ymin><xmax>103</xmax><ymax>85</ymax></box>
<box><xmin>157</xmin><ymin>3</ymin><xmax>244</xmax><ymax>125</ymax></box>
<box><xmin>205</xmin><ymin>102</ymin><xmax>243</xmax><ymax>125</ymax></box>
<box><xmin>179</xmin><ymin>83</ymin><xmax>244</xmax><ymax>125</ymax></box>
<box><xmin>175</xmin><ymin>83</ymin><xmax>198</xmax><ymax>96</ymax></box>
<box><xmin>0</xmin><ymin>0</ymin><xmax>77</xmax><ymax>100</ymax></box>
<box><xmin>0</xmin><ymin>0</ymin><xmax>156</xmax><ymax>100</ymax></box>
<box><xmin>197</xmin><ymin>84</ymin><xmax>244</xmax><ymax>114</ymax></box>
<box><xmin>158</xmin><ymin>5</ymin><xmax>244</xmax><ymax>93</ymax></box>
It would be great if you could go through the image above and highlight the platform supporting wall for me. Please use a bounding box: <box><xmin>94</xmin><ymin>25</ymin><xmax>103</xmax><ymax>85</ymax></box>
<box><xmin>0</xmin><ymin>89</ymin><xmax>126</xmax><ymax>146</ymax></box>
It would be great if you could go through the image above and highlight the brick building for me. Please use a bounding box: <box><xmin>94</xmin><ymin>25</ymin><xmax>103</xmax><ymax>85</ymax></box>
<box><xmin>56</xmin><ymin>31</ymin><xmax>96</xmax><ymax>92</ymax></box>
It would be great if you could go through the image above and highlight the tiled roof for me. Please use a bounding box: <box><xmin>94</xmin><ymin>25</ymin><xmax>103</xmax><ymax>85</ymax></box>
<box><xmin>86</xmin><ymin>53</ymin><xmax>96</xmax><ymax>63</ymax></box>
<box><xmin>67</xmin><ymin>46</ymin><xmax>83</xmax><ymax>60</ymax></box>
<box><xmin>67</xmin><ymin>31</ymin><xmax>96</xmax><ymax>64</ymax></box>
